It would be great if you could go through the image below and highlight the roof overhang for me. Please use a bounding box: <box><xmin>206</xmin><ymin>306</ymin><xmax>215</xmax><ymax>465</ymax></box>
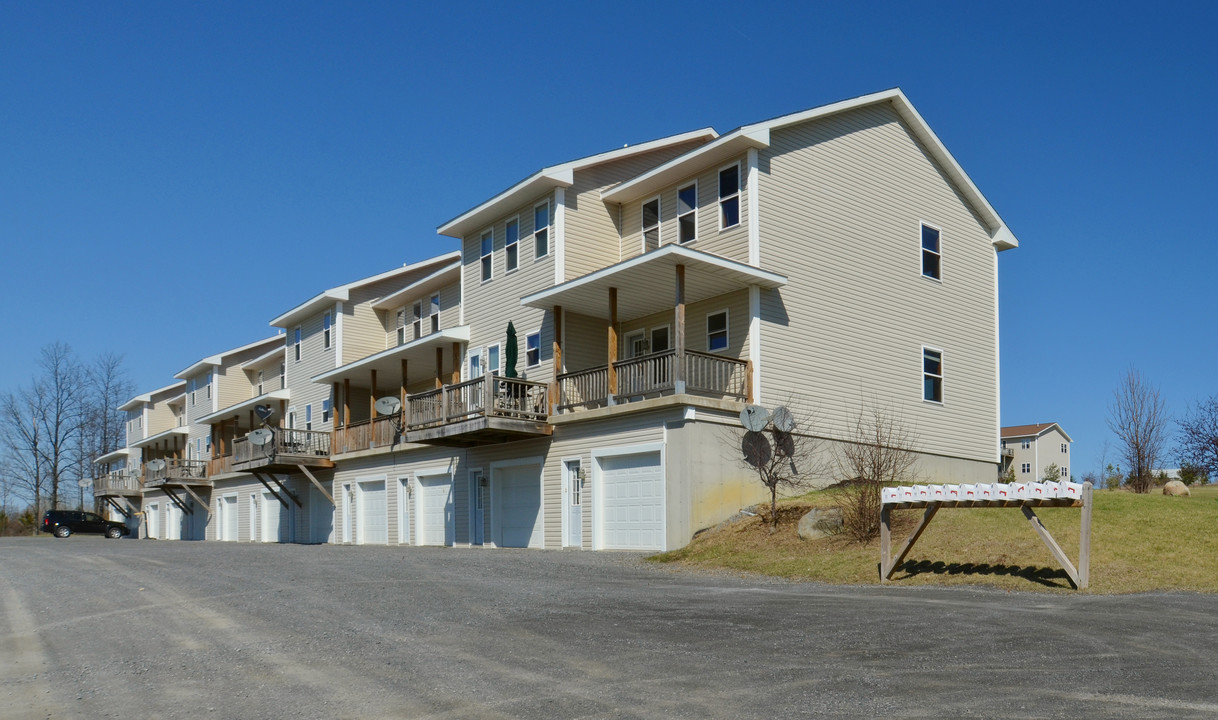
<box><xmin>270</xmin><ymin>290</ymin><xmax>347</xmax><ymax>330</ymax></box>
<box><xmin>93</xmin><ymin>448</ymin><xmax>132</xmax><ymax>465</ymax></box>
<box><xmin>174</xmin><ymin>335</ymin><xmax>284</xmax><ymax>379</ymax></box>
<box><xmin>311</xmin><ymin>326</ymin><xmax>472</xmax><ymax>386</ymax></box>
<box><xmin>371</xmin><ymin>261</ymin><xmax>462</xmax><ymax>311</ymax></box>
<box><xmin>119</xmin><ymin>380</ymin><xmax>187</xmax><ymax>411</ymax></box>
<box><xmin>196</xmin><ymin>389</ymin><xmax>291</xmax><ymax>425</ymax></box>
<box><xmin>130</xmin><ymin>426</ymin><xmax>190</xmax><ymax>450</ymax></box>
<box><xmin>438</xmin><ymin>128</ymin><xmax>718</xmax><ymax>239</ymax></box>
<box><xmin>601</xmin><ymin>128</ymin><xmax>771</xmax><ymax>205</ymax></box>
<box><xmin>1002</xmin><ymin>423</ymin><xmax>1072</xmax><ymax>443</ymax></box>
<box><xmin>520</xmin><ymin>244</ymin><xmax>786</xmax><ymax>322</ymax></box>
<box><xmin>241</xmin><ymin>345</ymin><xmax>285</xmax><ymax>371</ymax></box>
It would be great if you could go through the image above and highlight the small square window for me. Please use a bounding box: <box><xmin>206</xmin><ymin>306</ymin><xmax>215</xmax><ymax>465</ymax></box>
<box><xmin>719</xmin><ymin>164</ymin><xmax>740</xmax><ymax>229</ymax></box>
<box><xmin>678</xmin><ymin>183</ymin><xmax>697</xmax><ymax>243</ymax></box>
<box><xmin>921</xmin><ymin>224</ymin><xmax>941</xmax><ymax>280</ymax></box>
<box><xmin>1061</xmin><ymin>443</ymin><xmax>1067</xmax><ymax>453</ymax></box>
<box><xmin>1021</xmin><ymin>463</ymin><xmax>1030</xmax><ymax>474</ymax></box>
<box><xmin>922</xmin><ymin>348</ymin><xmax>942</xmax><ymax>403</ymax></box>
<box><xmin>1061</xmin><ymin>467</ymin><xmax>1068</xmax><ymax>478</ymax></box>
<box><xmin>480</xmin><ymin>230</ymin><xmax>493</xmax><ymax>282</ymax></box>
<box><xmin>534</xmin><ymin>202</ymin><xmax>550</xmax><ymax>258</ymax></box>
<box><xmin>707</xmin><ymin>311</ymin><xmax>728</xmax><ymax>352</ymax></box>
<box><xmin>506</xmin><ymin>219</ymin><xmax>519</xmax><ymax>272</ymax></box>
<box><xmin>526</xmin><ymin>332</ymin><xmax>540</xmax><ymax>367</ymax></box>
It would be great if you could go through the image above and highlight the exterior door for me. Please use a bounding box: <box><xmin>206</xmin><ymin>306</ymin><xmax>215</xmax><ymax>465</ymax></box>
<box><xmin>563</xmin><ymin>460</ymin><xmax>582</xmax><ymax>548</ymax></box>
<box><xmin>469</xmin><ymin>471</ymin><xmax>484</xmax><ymax>545</ymax></box>
<box><xmin>146</xmin><ymin>504</ymin><xmax>159</xmax><ymax>539</ymax></box>
<box><xmin>166</xmin><ymin>503</ymin><xmax>181</xmax><ymax>540</ymax></box>
<box><xmin>221</xmin><ymin>495</ymin><xmax>238</xmax><ymax>541</ymax></box>
<box><xmin>357</xmin><ymin>480</ymin><xmax>387</xmax><ymax>545</ymax></box>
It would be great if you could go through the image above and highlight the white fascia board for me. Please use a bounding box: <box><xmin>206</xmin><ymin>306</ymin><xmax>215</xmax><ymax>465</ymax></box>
<box><xmin>93</xmin><ymin>448</ymin><xmax>132</xmax><ymax>464</ymax></box>
<box><xmin>173</xmin><ymin>335</ymin><xmax>284</xmax><ymax>379</ymax></box>
<box><xmin>129</xmin><ymin>426</ymin><xmax>191</xmax><ymax>449</ymax></box>
<box><xmin>370</xmin><ymin>261</ymin><xmax>462</xmax><ymax>310</ymax></box>
<box><xmin>120</xmin><ymin>380</ymin><xmax>188</xmax><ymax>410</ymax></box>
<box><xmin>602</xmin><ymin>129</ymin><xmax>770</xmax><ymax>205</ymax></box>
<box><xmin>196</xmin><ymin>388</ymin><xmax>291</xmax><ymax>425</ymax></box>
<box><xmin>241</xmin><ymin>345</ymin><xmax>287</xmax><ymax>370</ymax></box>
<box><xmin>438</xmin><ymin>168</ymin><xmax>574</xmax><ymax>239</ymax></box>
<box><xmin>310</xmin><ymin>326</ymin><xmax>472</xmax><ymax>384</ymax></box>
<box><xmin>270</xmin><ymin>290</ymin><xmax>349</xmax><ymax>329</ymax></box>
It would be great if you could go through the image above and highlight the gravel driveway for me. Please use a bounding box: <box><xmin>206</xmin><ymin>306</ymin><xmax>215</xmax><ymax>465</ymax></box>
<box><xmin>2</xmin><ymin>537</ymin><xmax>1216</xmax><ymax>719</ymax></box>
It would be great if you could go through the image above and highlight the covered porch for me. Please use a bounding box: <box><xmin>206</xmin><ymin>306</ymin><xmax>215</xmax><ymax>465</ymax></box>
<box><xmin>197</xmin><ymin>389</ymin><xmax>292</xmax><ymax>476</ymax></box>
<box><xmin>520</xmin><ymin>244</ymin><xmax>786</xmax><ymax>413</ymax></box>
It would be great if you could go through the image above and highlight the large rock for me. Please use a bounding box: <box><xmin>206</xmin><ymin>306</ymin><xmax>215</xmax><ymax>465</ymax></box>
<box><xmin>797</xmin><ymin>507</ymin><xmax>842</xmax><ymax>540</ymax></box>
<box><xmin>1163</xmin><ymin>480</ymin><xmax>1191</xmax><ymax>496</ymax></box>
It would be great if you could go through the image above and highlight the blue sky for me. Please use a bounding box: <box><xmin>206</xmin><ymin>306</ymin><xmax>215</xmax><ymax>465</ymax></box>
<box><xmin>2</xmin><ymin>2</ymin><xmax>1214</xmax><ymax>478</ymax></box>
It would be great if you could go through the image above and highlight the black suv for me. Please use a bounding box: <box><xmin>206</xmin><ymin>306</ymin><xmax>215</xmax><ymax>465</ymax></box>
<box><xmin>42</xmin><ymin>510</ymin><xmax>129</xmax><ymax>539</ymax></box>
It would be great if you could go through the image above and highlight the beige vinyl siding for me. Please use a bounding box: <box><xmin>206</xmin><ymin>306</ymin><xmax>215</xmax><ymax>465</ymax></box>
<box><xmin>561</xmin><ymin>311</ymin><xmax>607</xmax><ymax>372</ymax></box>
<box><xmin>757</xmin><ymin>103</ymin><xmax>998</xmax><ymax>464</ymax></box>
<box><xmin>564</xmin><ymin>139</ymin><xmax>707</xmax><ymax>281</ymax></box>
<box><xmin>617</xmin><ymin>289</ymin><xmax>750</xmax><ymax>361</ymax></box>
<box><xmin>377</xmin><ymin>281</ymin><xmax>462</xmax><ymax>351</ymax></box>
<box><xmin>286</xmin><ymin>309</ymin><xmax>337</xmax><ymax>433</ymax></box>
<box><xmin>618</xmin><ymin>159</ymin><xmax>750</xmax><ymax>264</ymax></box>
<box><xmin>343</xmin><ymin>270</ymin><xmax>451</xmax><ymax>365</ymax></box>
<box><xmin>216</xmin><ymin>363</ymin><xmax>254</xmax><ymax>411</ymax></box>
<box><xmin>146</xmin><ymin>403</ymin><xmax>177</xmax><ymax>436</ymax></box>
<box><xmin>466</xmin><ymin>437</ymin><xmax>553</xmax><ymax>546</ymax></box>
<box><xmin>462</xmin><ymin>192</ymin><xmax>555</xmax><ymax>384</ymax></box>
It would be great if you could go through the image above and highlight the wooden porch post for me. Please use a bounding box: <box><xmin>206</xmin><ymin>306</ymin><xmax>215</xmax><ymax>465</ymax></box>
<box><xmin>370</xmin><ymin>369</ymin><xmax>378</xmax><ymax>418</ymax></box>
<box><xmin>674</xmin><ymin>263</ymin><xmax>686</xmax><ymax>394</ymax></box>
<box><xmin>435</xmin><ymin>347</ymin><xmax>444</xmax><ymax>389</ymax></box>
<box><xmin>451</xmin><ymin>342</ymin><xmax>461</xmax><ymax>385</ymax></box>
<box><xmin>400</xmin><ymin>359</ymin><xmax>408</xmax><ymax>408</ymax></box>
<box><xmin>279</xmin><ymin>400</ymin><xmax>286</xmax><ymax>428</ymax></box>
<box><xmin>608</xmin><ymin>287</ymin><xmax>618</xmax><ymax>400</ymax></box>
<box><xmin>551</xmin><ymin>305</ymin><xmax>563</xmax><ymax>410</ymax></box>
<box><xmin>332</xmin><ymin>383</ymin><xmax>340</xmax><ymax>427</ymax></box>
<box><xmin>343</xmin><ymin>378</ymin><xmax>351</xmax><ymax>427</ymax></box>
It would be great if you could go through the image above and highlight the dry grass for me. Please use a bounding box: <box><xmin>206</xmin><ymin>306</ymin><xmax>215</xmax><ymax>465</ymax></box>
<box><xmin>652</xmin><ymin>484</ymin><xmax>1218</xmax><ymax>593</ymax></box>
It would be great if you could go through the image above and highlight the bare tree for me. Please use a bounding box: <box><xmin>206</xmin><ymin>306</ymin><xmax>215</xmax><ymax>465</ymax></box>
<box><xmin>835</xmin><ymin>400</ymin><xmax>918</xmax><ymax>543</ymax></box>
<box><xmin>1107</xmin><ymin>368</ymin><xmax>1168</xmax><ymax>493</ymax></box>
<box><xmin>1177</xmin><ymin>395</ymin><xmax>1218</xmax><ymax>480</ymax></box>
<box><xmin>730</xmin><ymin>402</ymin><xmax>829</xmax><ymax>530</ymax></box>
<box><xmin>80</xmin><ymin>353</ymin><xmax>133</xmax><ymax>509</ymax></box>
<box><xmin>34</xmin><ymin>343</ymin><xmax>86</xmax><ymax>510</ymax></box>
<box><xmin>1</xmin><ymin>383</ymin><xmax>47</xmax><ymax>517</ymax></box>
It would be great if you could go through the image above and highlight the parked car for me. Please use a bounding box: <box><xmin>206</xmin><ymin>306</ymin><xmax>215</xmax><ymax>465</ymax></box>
<box><xmin>41</xmin><ymin>510</ymin><xmax>129</xmax><ymax>539</ymax></box>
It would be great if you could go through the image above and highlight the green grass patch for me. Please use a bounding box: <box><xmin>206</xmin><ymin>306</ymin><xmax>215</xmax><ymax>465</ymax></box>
<box><xmin>652</xmin><ymin>485</ymin><xmax>1218</xmax><ymax>593</ymax></box>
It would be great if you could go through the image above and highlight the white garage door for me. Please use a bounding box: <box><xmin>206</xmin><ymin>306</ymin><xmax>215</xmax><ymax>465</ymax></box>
<box><xmin>165</xmin><ymin>503</ymin><xmax>181</xmax><ymax>540</ymax></box>
<box><xmin>495</xmin><ymin>464</ymin><xmax>542</xmax><ymax>549</ymax></box>
<box><xmin>146</xmin><ymin>503</ymin><xmax>160</xmax><ymax>539</ymax></box>
<box><xmin>358</xmin><ymin>480</ymin><xmax>388</xmax><ymax>545</ymax></box>
<box><xmin>262</xmin><ymin>492</ymin><xmax>293</xmax><ymax>543</ymax></box>
<box><xmin>599</xmin><ymin>452</ymin><xmax>664</xmax><ymax>551</ymax></box>
<box><xmin>221</xmin><ymin>495</ymin><xmax>238</xmax><ymax>541</ymax></box>
<box><xmin>416</xmin><ymin>475</ymin><xmax>453</xmax><ymax>546</ymax></box>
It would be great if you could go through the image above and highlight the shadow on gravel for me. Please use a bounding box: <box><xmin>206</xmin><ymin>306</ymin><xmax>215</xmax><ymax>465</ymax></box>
<box><xmin>894</xmin><ymin>559</ymin><xmax>1074</xmax><ymax>589</ymax></box>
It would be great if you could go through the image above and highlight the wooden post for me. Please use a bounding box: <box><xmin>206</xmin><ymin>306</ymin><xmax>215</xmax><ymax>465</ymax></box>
<box><xmin>400</xmin><ymin>359</ymin><xmax>408</xmax><ymax>412</ymax></box>
<box><xmin>880</xmin><ymin>505</ymin><xmax>891</xmax><ymax>581</ymax></box>
<box><xmin>483</xmin><ymin>367</ymin><xmax>495</xmax><ymax>416</ymax></box>
<box><xmin>1079</xmin><ymin>482</ymin><xmax>1093</xmax><ymax>589</ymax></box>
<box><xmin>884</xmin><ymin>504</ymin><xmax>939</xmax><ymax>580</ymax></box>
<box><xmin>332</xmin><ymin>383</ymin><xmax>340</xmax><ymax>427</ymax></box>
<box><xmin>745</xmin><ymin>359</ymin><xmax>755</xmax><ymax>403</ymax></box>
<box><xmin>1021</xmin><ymin>505</ymin><xmax>1081</xmax><ymax>589</ymax></box>
<box><xmin>279</xmin><ymin>400</ymin><xmax>286</xmax><ymax>429</ymax></box>
<box><xmin>451</xmin><ymin>342</ymin><xmax>461</xmax><ymax>385</ymax></box>
<box><xmin>370</xmin><ymin>369</ymin><xmax>378</xmax><ymax>419</ymax></box>
<box><xmin>552</xmin><ymin>305</ymin><xmax>563</xmax><ymax>411</ymax></box>
<box><xmin>343</xmin><ymin>378</ymin><xmax>351</xmax><ymax>427</ymax></box>
<box><xmin>674</xmin><ymin>264</ymin><xmax>686</xmax><ymax>393</ymax></box>
<box><xmin>607</xmin><ymin>287</ymin><xmax>618</xmax><ymax>398</ymax></box>
<box><xmin>435</xmin><ymin>347</ymin><xmax>444</xmax><ymax>389</ymax></box>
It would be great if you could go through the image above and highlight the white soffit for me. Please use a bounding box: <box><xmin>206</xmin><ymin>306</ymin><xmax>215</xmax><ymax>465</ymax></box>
<box><xmin>311</xmin><ymin>326</ymin><xmax>472</xmax><ymax>385</ymax></box>
<box><xmin>371</xmin><ymin>261</ymin><xmax>462</xmax><ymax>311</ymax></box>
<box><xmin>196</xmin><ymin>388</ymin><xmax>292</xmax><ymax>425</ymax></box>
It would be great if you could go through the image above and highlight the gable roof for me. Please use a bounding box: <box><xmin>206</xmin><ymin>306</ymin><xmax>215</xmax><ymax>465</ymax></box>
<box><xmin>118</xmin><ymin>380</ymin><xmax>187</xmax><ymax>411</ymax></box>
<box><xmin>270</xmin><ymin>251</ymin><xmax>462</xmax><ymax>328</ymax></box>
<box><xmin>602</xmin><ymin>88</ymin><xmax>1018</xmax><ymax>251</ymax></box>
<box><xmin>1002</xmin><ymin>423</ymin><xmax>1072</xmax><ymax>442</ymax></box>
<box><xmin>437</xmin><ymin>128</ymin><xmax>718</xmax><ymax>239</ymax></box>
<box><xmin>174</xmin><ymin>335</ymin><xmax>285</xmax><ymax>380</ymax></box>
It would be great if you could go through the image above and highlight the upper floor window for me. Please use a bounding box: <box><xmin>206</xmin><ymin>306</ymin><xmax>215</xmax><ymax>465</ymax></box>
<box><xmin>505</xmin><ymin>218</ymin><xmax>519</xmax><ymax>272</ymax></box>
<box><xmin>719</xmin><ymin>163</ymin><xmax>741</xmax><ymax>229</ymax></box>
<box><xmin>487</xmin><ymin>344</ymin><xmax>501</xmax><ymax>375</ymax></box>
<box><xmin>1061</xmin><ymin>443</ymin><xmax>1068</xmax><ymax>453</ymax></box>
<box><xmin>1021</xmin><ymin>463</ymin><xmax>1030</xmax><ymax>474</ymax></box>
<box><xmin>526</xmin><ymin>331</ymin><xmax>540</xmax><ymax>367</ymax></box>
<box><xmin>323</xmin><ymin>311</ymin><xmax>332</xmax><ymax>349</ymax></box>
<box><xmin>188</xmin><ymin>378</ymin><xmax>196</xmax><ymax>407</ymax></box>
<box><xmin>1001</xmin><ymin>440</ymin><xmax>1007</xmax><ymax>449</ymax></box>
<box><xmin>469</xmin><ymin>349</ymin><xmax>482</xmax><ymax>378</ymax></box>
<box><xmin>678</xmin><ymin>183</ymin><xmax>697</xmax><ymax>243</ymax></box>
<box><xmin>429</xmin><ymin>294</ymin><xmax>440</xmax><ymax>334</ymax></box>
<box><xmin>288</xmin><ymin>407</ymin><xmax>296</xmax><ymax>429</ymax></box>
<box><xmin>1022</xmin><ymin>440</ymin><xmax>1030</xmax><ymax>450</ymax></box>
<box><xmin>642</xmin><ymin>197</ymin><xmax>660</xmax><ymax>252</ymax></box>
<box><xmin>257</xmin><ymin>370</ymin><xmax>264</xmax><ymax>396</ymax></box>
<box><xmin>480</xmin><ymin>230</ymin><xmax>493</xmax><ymax>281</ymax></box>
<box><xmin>534</xmin><ymin>201</ymin><xmax>550</xmax><ymax>258</ymax></box>
<box><xmin>412</xmin><ymin>300</ymin><xmax>423</xmax><ymax>340</ymax></box>
<box><xmin>1061</xmin><ymin>466</ymin><xmax>1069</xmax><ymax>478</ymax></box>
<box><xmin>322</xmin><ymin>399</ymin><xmax>331</xmax><ymax>423</ymax></box>
<box><xmin>921</xmin><ymin>224</ymin><xmax>941</xmax><ymax>280</ymax></box>
<box><xmin>922</xmin><ymin>347</ymin><xmax>943</xmax><ymax>403</ymax></box>
<box><xmin>279</xmin><ymin>362</ymin><xmax>285</xmax><ymax>388</ymax></box>
<box><xmin>305</xmin><ymin>404</ymin><xmax>312</xmax><ymax>431</ymax></box>
<box><xmin>294</xmin><ymin>326</ymin><xmax>302</xmax><ymax>362</ymax></box>
<box><xmin>707</xmin><ymin>311</ymin><xmax>728</xmax><ymax>352</ymax></box>
<box><xmin>205</xmin><ymin>372</ymin><xmax>211</xmax><ymax>400</ymax></box>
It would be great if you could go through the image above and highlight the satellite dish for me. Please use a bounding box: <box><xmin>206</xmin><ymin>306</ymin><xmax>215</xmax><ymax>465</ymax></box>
<box><xmin>771</xmin><ymin>428</ymin><xmax>795</xmax><ymax>458</ymax></box>
<box><xmin>146</xmin><ymin>459</ymin><xmax>166</xmax><ymax>471</ymax></box>
<box><xmin>254</xmin><ymin>404</ymin><xmax>275</xmax><ymax>422</ymax></box>
<box><xmin>739</xmin><ymin>405</ymin><xmax>770</xmax><ymax>432</ymax></box>
<box><xmin>741</xmin><ymin>431</ymin><xmax>772</xmax><ymax>468</ymax></box>
<box><xmin>375</xmin><ymin>396</ymin><xmax>402</xmax><ymax>416</ymax></box>
<box><xmin>249</xmin><ymin>428</ymin><xmax>274</xmax><ymax>446</ymax></box>
<box><xmin>78</xmin><ymin>478</ymin><xmax>93</xmax><ymax>488</ymax></box>
<box><xmin>771</xmin><ymin>406</ymin><xmax>795</xmax><ymax>433</ymax></box>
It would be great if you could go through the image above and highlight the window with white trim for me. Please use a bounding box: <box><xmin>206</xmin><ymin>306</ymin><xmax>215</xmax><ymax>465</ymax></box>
<box><xmin>526</xmin><ymin>331</ymin><xmax>540</xmax><ymax>367</ymax></box>
<box><xmin>480</xmin><ymin>230</ymin><xmax>493</xmax><ymax>281</ymax></box>
<box><xmin>205</xmin><ymin>372</ymin><xmax>211</xmax><ymax>400</ymax></box>
<box><xmin>288</xmin><ymin>407</ymin><xmax>296</xmax><ymax>429</ymax></box>
<box><xmin>429</xmin><ymin>294</ymin><xmax>440</xmax><ymax>333</ymax></box>
<box><xmin>642</xmin><ymin>196</ymin><xmax>660</xmax><ymax>251</ymax></box>
<box><xmin>294</xmin><ymin>326</ymin><xmax>301</xmax><ymax>362</ymax></box>
<box><xmin>534</xmin><ymin>201</ymin><xmax>550</xmax><ymax>258</ymax></box>
<box><xmin>279</xmin><ymin>362</ymin><xmax>285</xmax><ymax>389</ymax></box>
<box><xmin>718</xmin><ymin>163</ymin><xmax>741</xmax><ymax>229</ymax></box>
<box><xmin>921</xmin><ymin>224</ymin><xmax>941</xmax><ymax>280</ymax></box>
<box><xmin>678</xmin><ymin>183</ymin><xmax>697</xmax><ymax>243</ymax></box>
<box><xmin>1061</xmin><ymin>467</ymin><xmax>1068</xmax><ymax>478</ymax></box>
<box><xmin>469</xmin><ymin>349</ymin><xmax>482</xmax><ymax>379</ymax></box>
<box><xmin>257</xmin><ymin>370</ymin><xmax>264</xmax><ymax>396</ymax></box>
<box><xmin>305</xmin><ymin>404</ymin><xmax>312</xmax><ymax>431</ymax></box>
<box><xmin>1022</xmin><ymin>440</ymin><xmax>1030</xmax><ymax>450</ymax></box>
<box><xmin>324</xmin><ymin>311</ymin><xmax>332</xmax><ymax>349</ymax></box>
<box><xmin>707</xmin><ymin>311</ymin><xmax>728</xmax><ymax>352</ymax></box>
<box><xmin>487</xmin><ymin>344</ymin><xmax>501</xmax><ymax>375</ymax></box>
<box><xmin>1021</xmin><ymin>463</ymin><xmax>1030</xmax><ymax>474</ymax></box>
<box><xmin>322</xmin><ymin>399</ymin><xmax>331</xmax><ymax>423</ymax></box>
<box><xmin>188</xmin><ymin>378</ymin><xmax>195</xmax><ymax>407</ymax></box>
<box><xmin>922</xmin><ymin>347</ymin><xmax>943</xmax><ymax>403</ymax></box>
<box><xmin>1061</xmin><ymin>443</ymin><xmax>1068</xmax><ymax>453</ymax></box>
<box><xmin>396</xmin><ymin>308</ymin><xmax>406</xmax><ymax>345</ymax></box>
<box><xmin>411</xmin><ymin>300</ymin><xmax>423</xmax><ymax>341</ymax></box>
<box><xmin>505</xmin><ymin>218</ymin><xmax>519</xmax><ymax>272</ymax></box>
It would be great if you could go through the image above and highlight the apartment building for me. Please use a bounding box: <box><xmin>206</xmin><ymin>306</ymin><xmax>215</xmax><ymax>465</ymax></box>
<box><xmin>98</xmin><ymin>88</ymin><xmax>1019</xmax><ymax>552</ymax></box>
<box><xmin>1001</xmin><ymin>423</ymin><xmax>1072</xmax><ymax>481</ymax></box>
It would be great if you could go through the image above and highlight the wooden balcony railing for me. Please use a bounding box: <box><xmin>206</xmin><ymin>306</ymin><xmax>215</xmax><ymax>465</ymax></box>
<box><xmin>233</xmin><ymin>427</ymin><xmax>331</xmax><ymax>465</ymax></box>
<box><xmin>615</xmin><ymin>349</ymin><xmax>677</xmax><ymax>398</ymax></box>
<box><xmin>333</xmin><ymin>415</ymin><xmax>399</xmax><ymax>455</ymax></box>
<box><xmin>96</xmin><ymin>471</ymin><xmax>141</xmax><ymax>494</ymax></box>
<box><xmin>556</xmin><ymin>365</ymin><xmax>610</xmax><ymax>412</ymax></box>
<box><xmin>207</xmin><ymin>454</ymin><xmax>234</xmax><ymax>477</ymax></box>
<box><xmin>555</xmin><ymin>350</ymin><xmax>750</xmax><ymax>413</ymax></box>
<box><xmin>683</xmin><ymin>350</ymin><xmax>749</xmax><ymax>400</ymax></box>
<box><xmin>406</xmin><ymin>375</ymin><xmax>548</xmax><ymax>430</ymax></box>
<box><xmin>144</xmin><ymin>459</ymin><xmax>208</xmax><ymax>486</ymax></box>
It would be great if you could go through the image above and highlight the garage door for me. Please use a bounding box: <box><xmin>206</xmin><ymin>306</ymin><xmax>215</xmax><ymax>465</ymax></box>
<box><xmin>262</xmin><ymin>491</ymin><xmax>292</xmax><ymax>543</ymax></box>
<box><xmin>166</xmin><ymin>503</ymin><xmax>181</xmax><ymax>540</ymax></box>
<box><xmin>146</xmin><ymin>503</ymin><xmax>160</xmax><ymax>539</ymax></box>
<box><xmin>416</xmin><ymin>475</ymin><xmax>453</xmax><ymax>546</ymax></box>
<box><xmin>221</xmin><ymin>495</ymin><xmax>238</xmax><ymax>541</ymax></box>
<box><xmin>599</xmin><ymin>452</ymin><xmax>664</xmax><ymax>550</ymax></box>
<box><xmin>495</xmin><ymin>464</ymin><xmax>542</xmax><ymax>548</ymax></box>
<box><xmin>358</xmin><ymin>480</ymin><xmax>388</xmax><ymax>545</ymax></box>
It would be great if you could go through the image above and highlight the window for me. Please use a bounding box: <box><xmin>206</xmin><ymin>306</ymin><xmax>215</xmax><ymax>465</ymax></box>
<box><xmin>678</xmin><ymin>183</ymin><xmax>697</xmax><ymax>243</ymax></box>
<box><xmin>205</xmin><ymin>436</ymin><xmax>211</xmax><ymax>455</ymax></box>
<box><xmin>1001</xmin><ymin>440</ymin><xmax>1007</xmax><ymax>449</ymax></box>
<box><xmin>1061</xmin><ymin>443</ymin><xmax>1068</xmax><ymax>453</ymax></box>
<box><xmin>279</xmin><ymin>363</ymin><xmax>285</xmax><ymax>389</ymax></box>
<box><xmin>430</xmin><ymin>294</ymin><xmax>440</xmax><ymax>333</ymax></box>
<box><xmin>526</xmin><ymin>331</ymin><xmax>540</xmax><ymax>367</ymax></box>
<box><xmin>469</xmin><ymin>349</ymin><xmax>482</xmax><ymax>379</ymax></box>
<box><xmin>322</xmin><ymin>399</ymin><xmax>331</xmax><ymax>423</ymax></box>
<box><xmin>922</xmin><ymin>347</ymin><xmax>943</xmax><ymax>403</ymax></box>
<box><xmin>1021</xmin><ymin>463</ymin><xmax>1031</xmax><ymax>474</ymax></box>
<box><xmin>288</xmin><ymin>407</ymin><xmax>296</xmax><ymax>429</ymax></box>
<box><xmin>651</xmin><ymin>325</ymin><xmax>670</xmax><ymax>353</ymax></box>
<box><xmin>505</xmin><ymin>218</ymin><xmax>519</xmax><ymax>272</ymax></box>
<box><xmin>305</xmin><ymin>405</ymin><xmax>312</xmax><ymax>431</ymax></box>
<box><xmin>412</xmin><ymin>300</ymin><xmax>423</xmax><ymax>340</ymax></box>
<box><xmin>188</xmin><ymin>378</ymin><xmax>195</xmax><ymax>407</ymax></box>
<box><xmin>534</xmin><ymin>201</ymin><xmax>550</xmax><ymax>258</ymax></box>
<box><xmin>642</xmin><ymin>196</ymin><xmax>660</xmax><ymax>251</ymax></box>
<box><xmin>487</xmin><ymin>344</ymin><xmax>501</xmax><ymax>375</ymax></box>
<box><xmin>396</xmin><ymin>308</ymin><xmax>406</xmax><ymax>345</ymax></box>
<box><xmin>480</xmin><ymin>230</ymin><xmax>493</xmax><ymax>281</ymax></box>
<box><xmin>921</xmin><ymin>224</ymin><xmax>941</xmax><ymax>280</ymax></box>
<box><xmin>257</xmin><ymin>370</ymin><xmax>264</xmax><ymax>396</ymax></box>
<box><xmin>205</xmin><ymin>372</ymin><xmax>211</xmax><ymax>400</ymax></box>
<box><xmin>1061</xmin><ymin>467</ymin><xmax>1068</xmax><ymax>478</ymax></box>
<box><xmin>719</xmin><ymin>163</ymin><xmax>741</xmax><ymax>229</ymax></box>
<box><xmin>707</xmin><ymin>311</ymin><xmax>728</xmax><ymax>352</ymax></box>
<box><xmin>323</xmin><ymin>311</ymin><xmax>332</xmax><ymax>349</ymax></box>
<box><xmin>1022</xmin><ymin>440</ymin><xmax>1030</xmax><ymax>450</ymax></box>
<box><xmin>294</xmin><ymin>326</ymin><xmax>301</xmax><ymax>362</ymax></box>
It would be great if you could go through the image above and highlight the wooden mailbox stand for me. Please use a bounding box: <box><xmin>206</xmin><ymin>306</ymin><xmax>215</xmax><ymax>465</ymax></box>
<box><xmin>880</xmin><ymin>482</ymin><xmax>1093</xmax><ymax>590</ymax></box>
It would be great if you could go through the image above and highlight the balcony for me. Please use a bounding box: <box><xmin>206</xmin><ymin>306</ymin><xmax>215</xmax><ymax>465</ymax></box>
<box><xmin>556</xmin><ymin>349</ymin><xmax>749</xmax><ymax>411</ymax></box>
<box><xmin>144</xmin><ymin>459</ymin><xmax>209</xmax><ymax>488</ymax></box>
<box><xmin>232</xmin><ymin>427</ymin><xmax>334</xmax><ymax>472</ymax></box>
<box><xmin>332</xmin><ymin>416</ymin><xmax>399</xmax><ymax>455</ymax></box>
<box><xmin>95</xmin><ymin>470</ymin><xmax>142</xmax><ymax>497</ymax></box>
<box><xmin>403</xmin><ymin>374</ymin><xmax>551</xmax><ymax>447</ymax></box>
